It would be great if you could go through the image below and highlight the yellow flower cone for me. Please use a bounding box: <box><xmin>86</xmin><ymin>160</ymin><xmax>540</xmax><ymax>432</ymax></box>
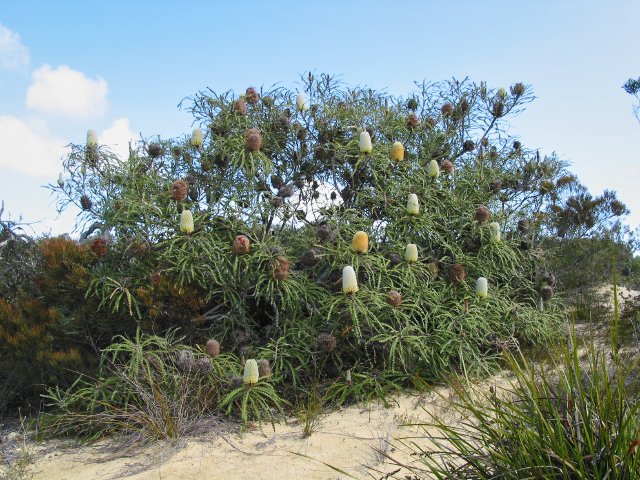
<box><xmin>351</xmin><ymin>231</ymin><xmax>368</xmax><ymax>253</ymax></box>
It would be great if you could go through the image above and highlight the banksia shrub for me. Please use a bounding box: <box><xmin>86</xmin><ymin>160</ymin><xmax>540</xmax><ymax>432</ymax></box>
<box><xmin>233</xmin><ymin>235</ymin><xmax>250</xmax><ymax>255</ymax></box>
<box><xmin>317</xmin><ymin>333</ymin><xmax>336</xmax><ymax>353</ymax></box>
<box><xmin>245</xmin><ymin>128</ymin><xmax>262</xmax><ymax>152</ymax></box>
<box><xmin>475</xmin><ymin>205</ymin><xmax>491</xmax><ymax>223</ymax></box>
<box><xmin>171</xmin><ymin>179</ymin><xmax>189</xmax><ymax>201</ymax></box>
<box><xmin>206</xmin><ymin>339</ymin><xmax>221</xmax><ymax>357</ymax></box>
<box><xmin>390</xmin><ymin>141</ymin><xmax>405</xmax><ymax>161</ymax></box>
<box><xmin>386</xmin><ymin>290</ymin><xmax>402</xmax><ymax>307</ymax></box>
<box><xmin>180</xmin><ymin>209</ymin><xmax>194</xmax><ymax>234</ymax></box>
<box><xmin>243</xmin><ymin>359</ymin><xmax>259</xmax><ymax>385</ymax></box>
<box><xmin>43</xmin><ymin>74</ymin><xmax>568</xmax><ymax>419</ymax></box>
<box><xmin>352</xmin><ymin>231</ymin><xmax>369</xmax><ymax>253</ymax></box>
<box><xmin>342</xmin><ymin>266</ymin><xmax>359</xmax><ymax>294</ymax></box>
<box><xmin>405</xmin><ymin>244</ymin><xmax>418</xmax><ymax>262</ymax></box>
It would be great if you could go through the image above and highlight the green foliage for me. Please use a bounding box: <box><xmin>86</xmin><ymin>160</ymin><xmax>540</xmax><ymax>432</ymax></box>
<box><xmin>219</xmin><ymin>379</ymin><xmax>287</xmax><ymax>428</ymax></box>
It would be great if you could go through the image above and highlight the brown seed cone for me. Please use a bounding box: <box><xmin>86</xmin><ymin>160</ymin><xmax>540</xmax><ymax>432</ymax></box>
<box><xmin>511</xmin><ymin>83</ymin><xmax>525</xmax><ymax>96</ymax></box>
<box><xmin>513</xmin><ymin>141</ymin><xmax>522</xmax><ymax>150</ymax></box>
<box><xmin>301</xmin><ymin>247</ymin><xmax>321</xmax><ymax>266</ymax></box>
<box><xmin>427</xmin><ymin>260</ymin><xmax>439</xmax><ymax>279</ymax></box>
<box><xmin>450</xmin><ymin>263</ymin><xmax>467</xmax><ymax>283</ymax></box>
<box><xmin>407</xmin><ymin>113</ymin><xmax>419</xmax><ymax>129</ymax></box>
<box><xmin>488</xmin><ymin>180</ymin><xmax>503</xmax><ymax>192</ymax></box>
<box><xmin>440</xmin><ymin>159</ymin><xmax>454</xmax><ymax>174</ymax></box>
<box><xmin>270</xmin><ymin>175</ymin><xmax>284</xmax><ymax>189</ymax></box>
<box><xmin>278</xmin><ymin>184</ymin><xmax>294</xmax><ymax>198</ymax></box>
<box><xmin>176</xmin><ymin>349</ymin><xmax>195</xmax><ymax>372</ymax></box>
<box><xmin>492</xmin><ymin>101</ymin><xmax>505</xmax><ymax>118</ymax></box>
<box><xmin>458</xmin><ymin>98</ymin><xmax>470</xmax><ymax>113</ymax></box>
<box><xmin>194</xmin><ymin>357</ymin><xmax>212</xmax><ymax>374</ymax></box>
<box><xmin>245</xmin><ymin>128</ymin><xmax>262</xmax><ymax>152</ymax></box>
<box><xmin>317</xmin><ymin>224</ymin><xmax>332</xmax><ymax>243</ymax></box>
<box><xmin>462</xmin><ymin>140</ymin><xmax>475</xmax><ymax>152</ymax></box>
<box><xmin>262</xmin><ymin>96</ymin><xmax>274</xmax><ymax>107</ymax></box>
<box><xmin>171</xmin><ymin>179</ymin><xmax>189</xmax><ymax>201</ymax></box>
<box><xmin>80</xmin><ymin>195</ymin><xmax>92</xmax><ymax>211</ymax></box>
<box><xmin>147</xmin><ymin>143</ymin><xmax>162</xmax><ymax>158</ymax></box>
<box><xmin>388</xmin><ymin>252</ymin><xmax>402</xmax><ymax>267</ymax></box>
<box><xmin>441</xmin><ymin>103</ymin><xmax>454</xmax><ymax>116</ymax></box>
<box><xmin>90</xmin><ymin>237</ymin><xmax>108</xmax><ymax>257</ymax></box>
<box><xmin>425</xmin><ymin>117</ymin><xmax>436</xmax><ymax>129</ymax></box>
<box><xmin>127</xmin><ymin>236</ymin><xmax>150</xmax><ymax>257</ymax></box>
<box><xmin>245</xmin><ymin>87</ymin><xmax>260</xmax><ymax>104</ymax></box>
<box><xmin>273</xmin><ymin>256</ymin><xmax>290</xmax><ymax>280</ymax></box>
<box><xmin>475</xmin><ymin>205</ymin><xmax>491</xmax><ymax>223</ymax></box>
<box><xmin>317</xmin><ymin>333</ymin><xmax>337</xmax><ymax>353</ymax></box>
<box><xmin>233</xmin><ymin>235</ymin><xmax>251</xmax><ymax>255</ymax></box>
<box><xmin>519</xmin><ymin>240</ymin><xmax>532</xmax><ymax>251</ymax></box>
<box><xmin>269</xmin><ymin>196</ymin><xmax>284</xmax><ymax>208</ymax></box>
<box><xmin>277</xmin><ymin>114</ymin><xmax>290</xmax><ymax>130</ymax></box>
<box><xmin>386</xmin><ymin>290</ymin><xmax>402</xmax><ymax>307</ymax></box>
<box><xmin>206</xmin><ymin>339</ymin><xmax>221</xmax><ymax>357</ymax></box>
<box><xmin>234</xmin><ymin>98</ymin><xmax>247</xmax><ymax>114</ymax></box>
<box><xmin>517</xmin><ymin>219</ymin><xmax>530</xmax><ymax>234</ymax></box>
<box><xmin>540</xmin><ymin>285</ymin><xmax>554</xmax><ymax>301</ymax></box>
<box><xmin>150</xmin><ymin>271</ymin><xmax>161</xmax><ymax>286</ymax></box>
<box><xmin>257</xmin><ymin>359</ymin><xmax>271</xmax><ymax>378</ymax></box>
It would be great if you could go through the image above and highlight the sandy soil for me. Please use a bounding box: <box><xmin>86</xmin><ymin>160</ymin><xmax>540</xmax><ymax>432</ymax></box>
<box><xmin>0</xmin><ymin>374</ymin><xmax>514</xmax><ymax>480</ymax></box>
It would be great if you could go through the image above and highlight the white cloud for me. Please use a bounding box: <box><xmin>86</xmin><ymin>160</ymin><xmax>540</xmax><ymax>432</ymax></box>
<box><xmin>0</xmin><ymin>115</ymin><xmax>66</xmax><ymax>177</ymax></box>
<box><xmin>100</xmin><ymin>117</ymin><xmax>136</xmax><ymax>161</ymax></box>
<box><xmin>26</xmin><ymin>65</ymin><xmax>108</xmax><ymax>118</ymax></box>
<box><xmin>0</xmin><ymin>24</ymin><xmax>29</xmax><ymax>70</ymax></box>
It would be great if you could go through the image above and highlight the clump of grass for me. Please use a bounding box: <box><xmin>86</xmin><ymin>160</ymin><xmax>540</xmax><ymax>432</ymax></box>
<box><xmin>37</xmin><ymin>330</ymin><xmax>237</xmax><ymax>442</ymax></box>
<box><xmin>379</xmin><ymin>286</ymin><xmax>640</xmax><ymax>479</ymax></box>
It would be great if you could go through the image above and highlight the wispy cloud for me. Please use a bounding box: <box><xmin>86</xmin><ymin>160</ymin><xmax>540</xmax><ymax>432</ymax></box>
<box><xmin>0</xmin><ymin>115</ymin><xmax>65</xmax><ymax>177</ymax></box>
<box><xmin>0</xmin><ymin>23</ymin><xmax>29</xmax><ymax>70</ymax></box>
<box><xmin>26</xmin><ymin>65</ymin><xmax>108</xmax><ymax>118</ymax></box>
<box><xmin>100</xmin><ymin>117</ymin><xmax>136</xmax><ymax>161</ymax></box>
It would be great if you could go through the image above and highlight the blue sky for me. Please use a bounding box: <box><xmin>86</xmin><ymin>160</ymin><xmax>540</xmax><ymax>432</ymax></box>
<box><xmin>0</xmin><ymin>0</ymin><xmax>638</xmax><ymax>235</ymax></box>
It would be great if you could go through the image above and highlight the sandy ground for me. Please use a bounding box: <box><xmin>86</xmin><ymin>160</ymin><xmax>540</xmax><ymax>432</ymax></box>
<box><xmin>0</xmin><ymin>373</ymin><xmax>514</xmax><ymax>480</ymax></box>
